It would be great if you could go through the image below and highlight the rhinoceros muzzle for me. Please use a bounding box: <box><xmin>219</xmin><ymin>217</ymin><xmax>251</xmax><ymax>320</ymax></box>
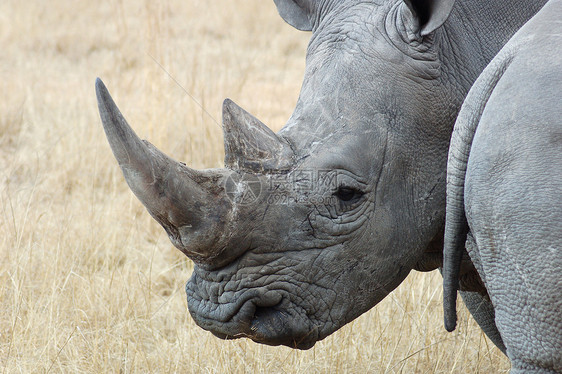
<box><xmin>186</xmin><ymin>267</ymin><xmax>318</xmax><ymax>349</ymax></box>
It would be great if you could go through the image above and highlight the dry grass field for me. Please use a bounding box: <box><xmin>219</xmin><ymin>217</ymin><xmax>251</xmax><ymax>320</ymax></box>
<box><xmin>0</xmin><ymin>1</ymin><xmax>510</xmax><ymax>372</ymax></box>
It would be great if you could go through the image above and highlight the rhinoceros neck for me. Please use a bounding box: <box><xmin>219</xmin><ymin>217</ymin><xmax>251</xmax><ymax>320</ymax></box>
<box><xmin>278</xmin><ymin>0</ymin><xmax>548</xmax><ymax>152</ymax></box>
<box><xmin>442</xmin><ymin>0</ymin><xmax>547</xmax><ymax>91</ymax></box>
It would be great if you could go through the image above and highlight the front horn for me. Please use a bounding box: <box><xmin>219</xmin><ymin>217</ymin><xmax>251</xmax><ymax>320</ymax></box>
<box><xmin>96</xmin><ymin>78</ymin><xmax>235</xmax><ymax>265</ymax></box>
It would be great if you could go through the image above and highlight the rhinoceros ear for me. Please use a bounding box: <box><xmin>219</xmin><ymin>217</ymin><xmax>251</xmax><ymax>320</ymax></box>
<box><xmin>273</xmin><ymin>0</ymin><xmax>315</xmax><ymax>31</ymax></box>
<box><xmin>222</xmin><ymin>99</ymin><xmax>294</xmax><ymax>173</ymax></box>
<box><xmin>402</xmin><ymin>0</ymin><xmax>455</xmax><ymax>36</ymax></box>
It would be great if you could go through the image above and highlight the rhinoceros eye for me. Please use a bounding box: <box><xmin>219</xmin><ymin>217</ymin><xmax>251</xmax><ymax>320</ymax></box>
<box><xmin>334</xmin><ymin>186</ymin><xmax>364</xmax><ymax>203</ymax></box>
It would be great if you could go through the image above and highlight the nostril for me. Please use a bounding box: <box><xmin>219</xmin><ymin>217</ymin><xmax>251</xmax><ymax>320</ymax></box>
<box><xmin>252</xmin><ymin>292</ymin><xmax>283</xmax><ymax>319</ymax></box>
<box><xmin>251</xmin><ymin>300</ymin><xmax>284</xmax><ymax>333</ymax></box>
<box><xmin>253</xmin><ymin>304</ymin><xmax>280</xmax><ymax>321</ymax></box>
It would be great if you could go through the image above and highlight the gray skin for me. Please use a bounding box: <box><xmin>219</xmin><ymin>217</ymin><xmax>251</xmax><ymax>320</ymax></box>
<box><xmin>96</xmin><ymin>0</ymin><xmax>547</xmax><ymax>355</ymax></box>
<box><xmin>443</xmin><ymin>0</ymin><xmax>562</xmax><ymax>372</ymax></box>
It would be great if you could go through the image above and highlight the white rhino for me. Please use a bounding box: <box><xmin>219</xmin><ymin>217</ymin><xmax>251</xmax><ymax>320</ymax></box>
<box><xmin>96</xmin><ymin>0</ymin><xmax>559</xmax><ymax>371</ymax></box>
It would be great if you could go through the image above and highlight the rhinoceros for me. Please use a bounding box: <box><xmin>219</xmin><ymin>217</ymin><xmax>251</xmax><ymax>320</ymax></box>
<box><xmin>95</xmin><ymin>0</ymin><xmax>556</xmax><ymax>370</ymax></box>
<box><xmin>443</xmin><ymin>0</ymin><xmax>562</xmax><ymax>372</ymax></box>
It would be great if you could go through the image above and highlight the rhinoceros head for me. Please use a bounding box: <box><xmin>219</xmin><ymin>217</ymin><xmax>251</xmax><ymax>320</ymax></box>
<box><xmin>97</xmin><ymin>0</ymin><xmax>457</xmax><ymax>349</ymax></box>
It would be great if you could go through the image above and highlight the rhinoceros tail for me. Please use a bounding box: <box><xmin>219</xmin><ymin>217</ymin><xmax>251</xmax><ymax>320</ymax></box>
<box><xmin>443</xmin><ymin>47</ymin><xmax>516</xmax><ymax>332</ymax></box>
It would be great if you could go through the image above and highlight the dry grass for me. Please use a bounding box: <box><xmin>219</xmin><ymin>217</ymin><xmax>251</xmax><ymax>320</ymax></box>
<box><xmin>0</xmin><ymin>0</ymin><xmax>509</xmax><ymax>372</ymax></box>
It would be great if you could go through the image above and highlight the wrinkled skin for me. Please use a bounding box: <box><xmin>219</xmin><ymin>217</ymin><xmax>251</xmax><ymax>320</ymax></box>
<box><xmin>96</xmin><ymin>0</ymin><xmax>547</xmax><ymax>352</ymax></box>
<box><xmin>444</xmin><ymin>1</ymin><xmax>562</xmax><ymax>371</ymax></box>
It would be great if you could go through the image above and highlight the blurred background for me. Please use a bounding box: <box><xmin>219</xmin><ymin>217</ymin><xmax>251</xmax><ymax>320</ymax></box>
<box><xmin>0</xmin><ymin>1</ymin><xmax>508</xmax><ymax>372</ymax></box>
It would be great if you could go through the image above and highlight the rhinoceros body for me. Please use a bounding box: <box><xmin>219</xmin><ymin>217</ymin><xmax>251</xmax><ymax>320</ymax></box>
<box><xmin>96</xmin><ymin>0</ymin><xmax>560</xmax><ymax>371</ymax></box>
<box><xmin>443</xmin><ymin>1</ymin><xmax>562</xmax><ymax>371</ymax></box>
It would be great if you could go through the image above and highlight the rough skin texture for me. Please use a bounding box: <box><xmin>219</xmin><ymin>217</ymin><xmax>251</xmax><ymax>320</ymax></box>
<box><xmin>445</xmin><ymin>0</ymin><xmax>562</xmax><ymax>371</ymax></box>
<box><xmin>97</xmin><ymin>0</ymin><xmax>551</xmax><ymax>365</ymax></box>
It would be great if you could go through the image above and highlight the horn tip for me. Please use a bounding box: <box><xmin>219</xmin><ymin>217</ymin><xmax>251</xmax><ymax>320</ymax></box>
<box><xmin>222</xmin><ymin>98</ymin><xmax>238</xmax><ymax>116</ymax></box>
<box><xmin>95</xmin><ymin>78</ymin><xmax>114</xmax><ymax>111</ymax></box>
<box><xmin>95</xmin><ymin>77</ymin><xmax>107</xmax><ymax>95</ymax></box>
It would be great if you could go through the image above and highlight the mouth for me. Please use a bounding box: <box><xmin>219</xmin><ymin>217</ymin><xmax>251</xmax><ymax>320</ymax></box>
<box><xmin>186</xmin><ymin>271</ymin><xmax>319</xmax><ymax>349</ymax></box>
<box><xmin>210</xmin><ymin>301</ymin><xmax>318</xmax><ymax>349</ymax></box>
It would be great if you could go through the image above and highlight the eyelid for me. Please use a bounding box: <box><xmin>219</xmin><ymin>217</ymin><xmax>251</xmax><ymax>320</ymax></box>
<box><xmin>335</xmin><ymin>177</ymin><xmax>368</xmax><ymax>193</ymax></box>
<box><xmin>336</xmin><ymin>186</ymin><xmax>362</xmax><ymax>195</ymax></box>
